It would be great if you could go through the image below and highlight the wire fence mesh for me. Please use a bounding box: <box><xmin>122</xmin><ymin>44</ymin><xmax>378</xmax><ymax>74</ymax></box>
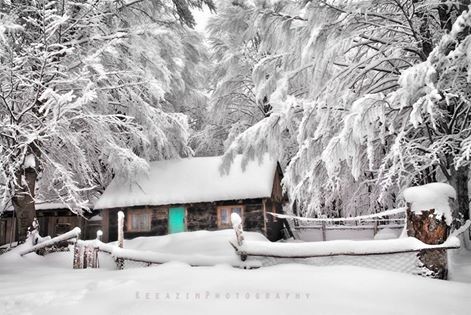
<box><xmin>252</xmin><ymin>248</ymin><xmax>449</xmax><ymax>277</ymax></box>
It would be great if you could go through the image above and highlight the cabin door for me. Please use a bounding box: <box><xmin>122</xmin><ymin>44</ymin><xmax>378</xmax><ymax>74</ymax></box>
<box><xmin>168</xmin><ymin>207</ymin><xmax>185</xmax><ymax>234</ymax></box>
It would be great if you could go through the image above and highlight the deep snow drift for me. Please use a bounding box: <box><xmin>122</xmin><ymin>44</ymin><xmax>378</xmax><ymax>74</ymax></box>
<box><xmin>0</xmin><ymin>230</ymin><xmax>470</xmax><ymax>315</ymax></box>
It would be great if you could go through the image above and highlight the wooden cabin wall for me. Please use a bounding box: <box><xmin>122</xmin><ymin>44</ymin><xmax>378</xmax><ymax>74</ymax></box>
<box><xmin>243</xmin><ymin>203</ymin><xmax>265</xmax><ymax>232</ymax></box>
<box><xmin>0</xmin><ymin>217</ymin><xmax>15</xmax><ymax>246</ymax></box>
<box><xmin>0</xmin><ymin>210</ymin><xmax>100</xmax><ymax>246</ymax></box>
<box><xmin>186</xmin><ymin>204</ymin><xmax>217</xmax><ymax>231</ymax></box>
<box><xmin>264</xmin><ymin>198</ymin><xmax>285</xmax><ymax>241</ymax></box>
<box><xmin>104</xmin><ymin>206</ymin><xmax>169</xmax><ymax>242</ymax></box>
<box><xmin>263</xmin><ymin>163</ymin><xmax>288</xmax><ymax>241</ymax></box>
<box><xmin>271</xmin><ymin>164</ymin><xmax>285</xmax><ymax>203</ymax></box>
<box><xmin>103</xmin><ymin>199</ymin><xmax>269</xmax><ymax>242</ymax></box>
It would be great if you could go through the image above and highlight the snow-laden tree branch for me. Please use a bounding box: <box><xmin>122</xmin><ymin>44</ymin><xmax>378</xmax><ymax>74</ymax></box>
<box><xmin>214</xmin><ymin>0</ymin><xmax>471</xmax><ymax>221</ymax></box>
<box><xmin>0</xmin><ymin>0</ymin><xmax>211</xmax><ymax>240</ymax></box>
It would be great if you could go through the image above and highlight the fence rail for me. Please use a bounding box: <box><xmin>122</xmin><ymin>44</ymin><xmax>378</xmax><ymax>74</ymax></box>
<box><xmin>269</xmin><ymin>210</ymin><xmax>407</xmax><ymax>242</ymax></box>
<box><xmin>20</xmin><ymin>227</ymin><xmax>81</xmax><ymax>256</ymax></box>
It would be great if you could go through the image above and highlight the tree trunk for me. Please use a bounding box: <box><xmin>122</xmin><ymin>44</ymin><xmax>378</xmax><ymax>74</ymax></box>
<box><xmin>407</xmin><ymin>208</ymin><xmax>450</xmax><ymax>279</ymax></box>
<box><xmin>449</xmin><ymin>165</ymin><xmax>470</xmax><ymax>222</ymax></box>
<box><xmin>12</xmin><ymin>150</ymin><xmax>40</xmax><ymax>243</ymax></box>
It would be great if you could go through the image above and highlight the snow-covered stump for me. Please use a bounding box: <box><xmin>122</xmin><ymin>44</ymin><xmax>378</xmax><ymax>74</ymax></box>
<box><xmin>231</xmin><ymin>213</ymin><xmax>247</xmax><ymax>261</ymax></box>
<box><xmin>404</xmin><ymin>183</ymin><xmax>456</xmax><ymax>279</ymax></box>
<box><xmin>116</xmin><ymin>211</ymin><xmax>125</xmax><ymax>270</ymax></box>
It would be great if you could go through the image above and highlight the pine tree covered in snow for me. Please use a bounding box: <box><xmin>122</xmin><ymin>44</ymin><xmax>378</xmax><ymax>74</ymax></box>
<box><xmin>192</xmin><ymin>0</ymin><xmax>262</xmax><ymax>156</ymax></box>
<box><xmin>0</xmin><ymin>0</ymin><xmax>213</xmax><ymax>241</ymax></box>
<box><xmin>216</xmin><ymin>0</ymin><xmax>471</xmax><ymax>220</ymax></box>
<box><xmin>194</xmin><ymin>0</ymin><xmax>300</xmax><ymax>163</ymax></box>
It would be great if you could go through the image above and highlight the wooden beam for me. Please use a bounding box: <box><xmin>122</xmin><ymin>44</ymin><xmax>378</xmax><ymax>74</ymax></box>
<box><xmin>20</xmin><ymin>227</ymin><xmax>81</xmax><ymax>256</ymax></box>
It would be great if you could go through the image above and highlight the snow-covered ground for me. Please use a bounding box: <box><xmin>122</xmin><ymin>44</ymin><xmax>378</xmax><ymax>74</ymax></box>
<box><xmin>1</xmin><ymin>231</ymin><xmax>471</xmax><ymax>315</ymax></box>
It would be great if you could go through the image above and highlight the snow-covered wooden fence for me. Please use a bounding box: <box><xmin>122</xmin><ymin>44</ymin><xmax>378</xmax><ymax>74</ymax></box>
<box><xmin>72</xmin><ymin>230</ymin><xmax>109</xmax><ymax>269</ymax></box>
<box><xmin>249</xmin><ymin>183</ymin><xmax>466</xmax><ymax>279</ymax></box>
<box><xmin>231</xmin><ymin>212</ymin><xmax>461</xmax><ymax>277</ymax></box>
<box><xmin>72</xmin><ymin>211</ymin><xmax>260</xmax><ymax>269</ymax></box>
<box><xmin>233</xmin><ymin>182</ymin><xmax>467</xmax><ymax>279</ymax></box>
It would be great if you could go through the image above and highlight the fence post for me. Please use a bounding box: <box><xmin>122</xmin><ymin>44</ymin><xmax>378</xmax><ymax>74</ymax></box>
<box><xmin>116</xmin><ymin>211</ymin><xmax>125</xmax><ymax>270</ymax></box>
<box><xmin>404</xmin><ymin>183</ymin><xmax>454</xmax><ymax>279</ymax></box>
<box><xmin>73</xmin><ymin>229</ymin><xmax>83</xmax><ymax>269</ymax></box>
<box><xmin>231</xmin><ymin>213</ymin><xmax>247</xmax><ymax>261</ymax></box>
<box><xmin>321</xmin><ymin>221</ymin><xmax>326</xmax><ymax>241</ymax></box>
<box><xmin>96</xmin><ymin>230</ymin><xmax>103</xmax><ymax>241</ymax></box>
<box><xmin>92</xmin><ymin>246</ymin><xmax>99</xmax><ymax>268</ymax></box>
<box><xmin>73</xmin><ymin>244</ymin><xmax>82</xmax><ymax>269</ymax></box>
<box><xmin>84</xmin><ymin>245</ymin><xmax>99</xmax><ymax>269</ymax></box>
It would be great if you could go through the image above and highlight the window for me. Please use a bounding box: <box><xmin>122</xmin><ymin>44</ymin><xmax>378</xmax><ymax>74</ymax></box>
<box><xmin>127</xmin><ymin>210</ymin><xmax>151</xmax><ymax>232</ymax></box>
<box><xmin>217</xmin><ymin>206</ymin><xmax>244</xmax><ymax>228</ymax></box>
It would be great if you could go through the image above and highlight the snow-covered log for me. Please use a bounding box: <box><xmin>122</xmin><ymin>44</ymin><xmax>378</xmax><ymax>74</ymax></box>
<box><xmin>110</xmin><ymin>247</ymin><xmax>261</xmax><ymax>268</ymax></box>
<box><xmin>20</xmin><ymin>227</ymin><xmax>81</xmax><ymax>256</ymax></box>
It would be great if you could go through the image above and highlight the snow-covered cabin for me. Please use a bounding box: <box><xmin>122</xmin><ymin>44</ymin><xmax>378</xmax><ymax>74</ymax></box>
<box><xmin>94</xmin><ymin>155</ymin><xmax>286</xmax><ymax>242</ymax></box>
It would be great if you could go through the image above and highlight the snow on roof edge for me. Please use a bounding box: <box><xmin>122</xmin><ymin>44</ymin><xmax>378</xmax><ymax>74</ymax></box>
<box><xmin>94</xmin><ymin>155</ymin><xmax>278</xmax><ymax>209</ymax></box>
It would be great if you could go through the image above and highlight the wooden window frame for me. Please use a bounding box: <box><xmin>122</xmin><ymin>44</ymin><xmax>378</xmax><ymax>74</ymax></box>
<box><xmin>217</xmin><ymin>205</ymin><xmax>245</xmax><ymax>229</ymax></box>
<box><xmin>126</xmin><ymin>209</ymin><xmax>152</xmax><ymax>232</ymax></box>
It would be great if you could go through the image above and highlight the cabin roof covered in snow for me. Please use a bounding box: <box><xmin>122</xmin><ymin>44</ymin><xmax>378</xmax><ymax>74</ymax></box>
<box><xmin>3</xmin><ymin>202</ymin><xmax>92</xmax><ymax>212</ymax></box>
<box><xmin>94</xmin><ymin>155</ymin><xmax>278</xmax><ymax>209</ymax></box>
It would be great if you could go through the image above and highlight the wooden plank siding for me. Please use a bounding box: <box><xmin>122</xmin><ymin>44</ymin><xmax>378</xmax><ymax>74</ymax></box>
<box><xmin>0</xmin><ymin>209</ymin><xmax>101</xmax><ymax>246</ymax></box>
<box><xmin>102</xmin><ymin>198</ymin><xmax>276</xmax><ymax>242</ymax></box>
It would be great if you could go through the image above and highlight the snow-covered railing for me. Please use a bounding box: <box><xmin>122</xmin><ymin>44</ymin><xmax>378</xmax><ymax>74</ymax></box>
<box><xmin>111</xmin><ymin>247</ymin><xmax>261</xmax><ymax>268</ymax></box>
<box><xmin>75</xmin><ymin>239</ymin><xmax>114</xmax><ymax>254</ymax></box>
<box><xmin>230</xmin><ymin>236</ymin><xmax>460</xmax><ymax>259</ymax></box>
<box><xmin>270</xmin><ymin>208</ymin><xmax>406</xmax><ymax>242</ymax></box>
<box><xmin>20</xmin><ymin>227</ymin><xmax>81</xmax><ymax>256</ymax></box>
<box><xmin>268</xmin><ymin>207</ymin><xmax>407</xmax><ymax>223</ymax></box>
